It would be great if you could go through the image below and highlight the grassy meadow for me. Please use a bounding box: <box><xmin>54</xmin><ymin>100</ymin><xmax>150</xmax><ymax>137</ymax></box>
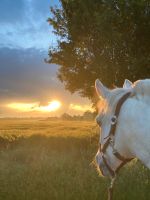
<box><xmin>0</xmin><ymin>119</ymin><xmax>150</xmax><ymax>200</ymax></box>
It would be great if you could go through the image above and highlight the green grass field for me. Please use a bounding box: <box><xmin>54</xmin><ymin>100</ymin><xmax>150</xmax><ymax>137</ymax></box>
<box><xmin>0</xmin><ymin>119</ymin><xmax>150</xmax><ymax>200</ymax></box>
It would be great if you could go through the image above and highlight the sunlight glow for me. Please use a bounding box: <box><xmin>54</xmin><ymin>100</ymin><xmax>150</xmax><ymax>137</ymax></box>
<box><xmin>36</xmin><ymin>101</ymin><xmax>61</xmax><ymax>112</ymax></box>
<box><xmin>69</xmin><ymin>103</ymin><xmax>93</xmax><ymax>112</ymax></box>
<box><xmin>7</xmin><ymin>100</ymin><xmax>61</xmax><ymax>113</ymax></box>
<box><xmin>7</xmin><ymin>103</ymin><xmax>36</xmax><ymax>112</ymax></box>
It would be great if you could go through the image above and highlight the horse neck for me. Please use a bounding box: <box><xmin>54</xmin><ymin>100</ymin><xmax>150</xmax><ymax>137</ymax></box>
<box><xmin>115</xmin><ymin>97</ymin><xmax>150</xmax><ymax>169</ymax></box>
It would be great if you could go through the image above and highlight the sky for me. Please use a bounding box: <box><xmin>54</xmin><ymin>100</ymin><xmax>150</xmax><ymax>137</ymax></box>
<box><xmin>0</xmin><ymin>0</ymin><xmax>92</xmax><ymax>117</ymax></box>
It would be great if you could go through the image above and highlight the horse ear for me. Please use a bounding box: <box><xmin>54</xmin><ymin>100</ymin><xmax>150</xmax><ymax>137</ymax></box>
<box><xmin>123</xmin><ymin>79</ymin><xmax>132</xmax><ymax>89</ymax></box>
<box><xmin>95</xmin><ymin>79</ymin><xmax>110</xmax><ymax>99</ymax></box>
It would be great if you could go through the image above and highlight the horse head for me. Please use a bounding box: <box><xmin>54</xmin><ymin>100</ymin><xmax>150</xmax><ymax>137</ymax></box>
<box><xmin>95</xmin><ymin>79</ymin><xmax>134</xmax><ymax>177</ymax></box>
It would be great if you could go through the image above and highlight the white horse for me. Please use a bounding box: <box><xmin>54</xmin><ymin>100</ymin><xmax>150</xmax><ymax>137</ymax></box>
<box><xmin>95</xmin><ymin>79</ymin><xmax>150</xmax><ymax>178</ymax></box>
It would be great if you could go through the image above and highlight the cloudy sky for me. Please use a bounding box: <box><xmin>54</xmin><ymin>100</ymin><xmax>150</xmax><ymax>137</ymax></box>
<box><xmin>0</xmin><ymin>0</ymin><xmax>92</xmax><ymax>117</ymax></box>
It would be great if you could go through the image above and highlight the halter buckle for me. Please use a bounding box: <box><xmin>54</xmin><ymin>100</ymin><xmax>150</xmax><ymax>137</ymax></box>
<box><xmin>109</xmin><ymin>138</ymin><xmax>114</xmax><ymax>145</ymax></box>
<box><xmin>111</xmin><ymin>115</ymin><xmax>117</xmax><ymax>125</ymax></box>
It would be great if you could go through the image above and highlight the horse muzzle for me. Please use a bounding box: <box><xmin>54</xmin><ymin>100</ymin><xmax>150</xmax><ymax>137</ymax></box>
<box><xmin>95</xmin><ymin>151</ymin><xmax>110</xmax><ymax>177</ymax></box>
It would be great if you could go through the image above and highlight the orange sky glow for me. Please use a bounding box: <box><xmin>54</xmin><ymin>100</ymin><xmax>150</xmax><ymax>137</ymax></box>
<box><xmin>5</xmin><ymin>100</ymin><xmax>93</xmax><ymax>117</ymax></box>
<box><xmin>7</xmin><ymin>100</ymin><xmax>61</xmax><ymax>112</ymax></box>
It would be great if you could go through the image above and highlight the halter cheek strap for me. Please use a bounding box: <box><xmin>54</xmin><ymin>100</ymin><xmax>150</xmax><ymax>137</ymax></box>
<box><xmin>100</xmin><ymin>92</ymin><xmax>133</xmax><ymax>177</ymax></box>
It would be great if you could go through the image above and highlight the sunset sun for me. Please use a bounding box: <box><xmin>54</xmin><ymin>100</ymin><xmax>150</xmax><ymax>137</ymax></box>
<box><xmin>37</xmin><ymin>100</ymin><xmax>61</xmax><ymax>112</ymax></box>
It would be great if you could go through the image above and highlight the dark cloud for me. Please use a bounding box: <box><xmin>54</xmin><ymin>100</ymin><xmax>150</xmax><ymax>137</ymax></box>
<box><xmin>0</xmin><ymin>47</ymin><xmax>89</xmax><ymax>105</ymax></box>
<box><xmin>0</xmin><ymin>47</ymin><xmax>58</xmax><ymax>101</ymax></box>
<box><xmin>0</xmin><ymin>0</ymin><xmax>25</xmax><ymax>23</ymax></box>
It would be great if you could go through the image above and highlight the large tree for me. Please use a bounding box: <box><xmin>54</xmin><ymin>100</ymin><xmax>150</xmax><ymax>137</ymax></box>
<box><xmin>48</xmin><ymin>0</ymin><xmax>150</xmax><ymax>101</ymax></box>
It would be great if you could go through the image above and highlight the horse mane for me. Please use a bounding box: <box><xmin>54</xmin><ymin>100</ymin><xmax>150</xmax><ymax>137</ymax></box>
<box><xmin>107</xmin><ymin>79</ymin><xmax>150</xmax><ymax>107</ymax></box>
<box><xmin>133</xmin><ymin>79</ymin><xmax>150</xmax><ymax>104</ymax></box>
<box><xmin>133</xmin><ymin>79</ymin><xmax>150</xmax><ymax>95</ymax></box>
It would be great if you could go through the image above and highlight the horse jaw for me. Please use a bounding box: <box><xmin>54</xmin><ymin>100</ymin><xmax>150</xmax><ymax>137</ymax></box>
<box><xmin>95</xmin><ymin>79</ymin><xmax>110</xmax><ymax>99</ymax></box>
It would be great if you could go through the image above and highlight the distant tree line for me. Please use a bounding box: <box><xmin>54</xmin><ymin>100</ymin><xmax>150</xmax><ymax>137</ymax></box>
<box><xmin>47</xmin><ymin>111</ymin><xmax>96</xmax><ymax>121</ymax></box>
<box><xmin>48</xmin><ymin>0</ymin><xmax>150</xmax><ymax>102</ymax></box>
<box><xmin>60</xmin><ymin>110</ymin><xmax>96</xmax><ymax>120</ymax></box>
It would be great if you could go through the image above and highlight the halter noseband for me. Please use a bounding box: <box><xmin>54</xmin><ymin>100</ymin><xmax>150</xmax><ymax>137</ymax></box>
<box><xmin>100</xmin><ymin>92</ymin><xmax>133</xmax><ymax>177</ymax></box>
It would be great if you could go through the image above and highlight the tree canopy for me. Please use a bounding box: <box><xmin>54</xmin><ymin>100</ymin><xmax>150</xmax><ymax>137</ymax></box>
<box><xmin>48</xmin><ymin>0</ymin><xmax>150</xmax><ymax>101</ymax></box>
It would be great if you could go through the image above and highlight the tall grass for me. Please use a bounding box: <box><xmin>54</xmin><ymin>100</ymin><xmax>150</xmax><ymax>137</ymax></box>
<box><xmin>0</xmin><ymin>119</ymin><xmax>149</xmax><ymax>200</ymax></box>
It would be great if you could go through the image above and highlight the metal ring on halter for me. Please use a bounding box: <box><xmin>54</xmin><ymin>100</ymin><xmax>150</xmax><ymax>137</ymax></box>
<box><xmin>111</xmin><ymin>116</ymin><xmax>117</xmax><ymax>125</ymax></box>
<box><xmin>109</xmin><ymin>138</ymin><xmax>117</xmax><ymax>154</ymax></box>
